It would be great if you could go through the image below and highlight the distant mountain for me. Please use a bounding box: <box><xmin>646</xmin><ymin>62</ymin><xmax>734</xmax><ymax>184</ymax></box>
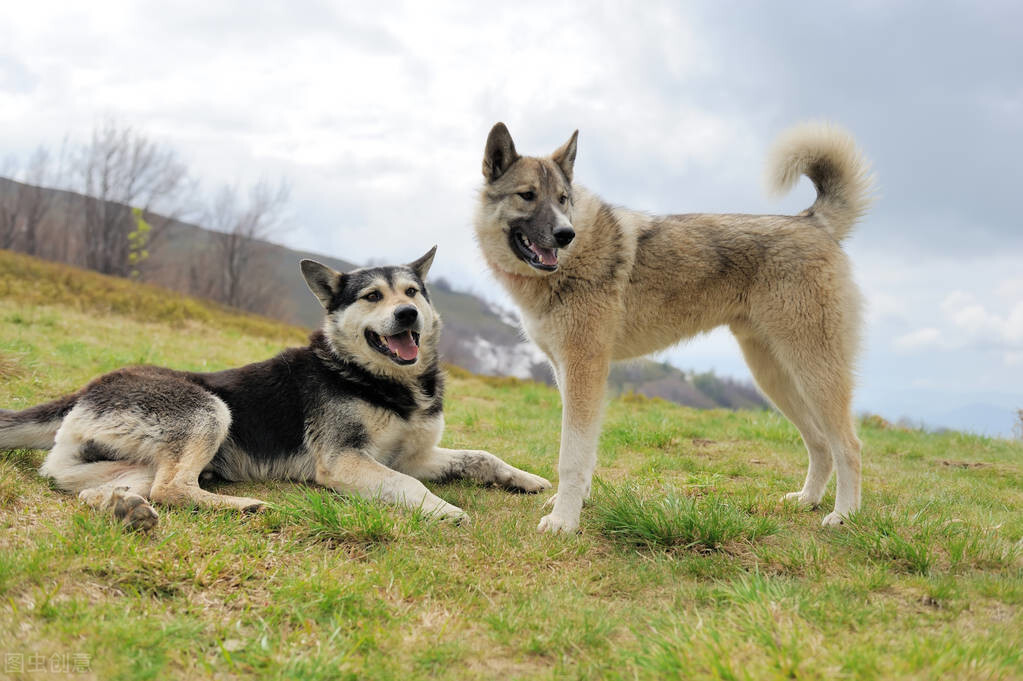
<box><xmin>0</xmin><ymin>176</ymin><xmax>767</xmax><ymax>410</ymax></box>
<box><xmin>924</xmin><ymin>403</ymin><xmax>1021</xmax><ymax>439</ymax></box>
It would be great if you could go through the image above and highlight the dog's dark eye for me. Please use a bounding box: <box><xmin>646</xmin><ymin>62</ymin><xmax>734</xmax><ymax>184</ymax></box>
<box><xmin>559</xmin><ymin>194</ymin><xmax>568</xmax><ymax>205</ymax></box>
<box><xmin>518</xmin><ymin>191</ymin><xmax>535</xmax><ymax>201</ymax></box>
<box><xmin>406</xmin><ymin>287</ymin><xmax>417</xmax><ymax>297</ymax></box>
<box><xmin>363</xmin><ymin>291</ymin><xmax>382</xmax><ymax>302</ymax></box>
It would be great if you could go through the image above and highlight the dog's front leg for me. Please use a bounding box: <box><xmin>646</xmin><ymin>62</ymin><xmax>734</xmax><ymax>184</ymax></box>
<box><xmin>398</xmin><ymin>447</ymin><xmax>552</xmax><ymax>493</ymax></box>
<box><xmin>315</xmin><ymin>449</ymin><xmax>467</xmax><ymax>523</ymax></box>
<box><xmin>538</xmin><ymin>354</ymin><xmax>610</xmax><ymax>534</ymax></box>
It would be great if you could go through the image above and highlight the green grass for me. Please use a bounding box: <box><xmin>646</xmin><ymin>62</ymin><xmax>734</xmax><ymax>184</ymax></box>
<box><xmin>269</xmin><ymin>488</ymin><xmax>435</xmax><ymax>545</ymax></box>
<box><xmin>1</xmin><ymin>250</ymin><xmax>1022</xmax><ymax>680</ymax></box>
<box><xmin>591</xmin><ymin>480</ymin><xmax>779</xmax><ymax>551</ymax></box>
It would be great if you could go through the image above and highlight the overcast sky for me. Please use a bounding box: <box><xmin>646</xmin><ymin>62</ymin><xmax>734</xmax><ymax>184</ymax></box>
<box><xmin>1</xmin><ymin>1</ymin><xmax>1021</xmax><ymax>435</ymax></box>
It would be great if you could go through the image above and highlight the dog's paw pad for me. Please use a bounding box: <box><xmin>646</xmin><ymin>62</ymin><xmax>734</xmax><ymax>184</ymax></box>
<box><xmin>112</xmin><ymin>492</ymin><xmax>159</xmax><ymax>532</ymax></box>
<box><xmin>240</xmin><ymin>501</ymin><xmax>267</xmax><ymax>514</ymax></box>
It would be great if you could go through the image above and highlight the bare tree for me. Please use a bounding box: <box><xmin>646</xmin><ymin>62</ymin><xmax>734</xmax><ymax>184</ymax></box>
<box><xmin>74</xmin><ymin>120</ymin><xmax>194</xmax><ymax>276</ymax></box>
<box><xmin>0</xmin><ymin>148</ymin><xmax>57</xmax><ymax>254</ymax></box>
<box><xmin>18</xmin><ymin>147</ymin><xmax>57</xmax><ymax>256</ymax></box>
<box><xmin>0</xmin><ymin>156</ymin><xmax>19</xmax><ymax>249</ymax></box>
<box><xmin>199</xmin><ymin>179</ymin><xmax>289</xmax><ymax>312</ymax></box>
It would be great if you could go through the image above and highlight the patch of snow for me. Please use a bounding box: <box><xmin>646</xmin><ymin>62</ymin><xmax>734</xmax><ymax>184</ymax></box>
<box><xmin>463</xmin><ymin>335</ymin><xmax>546</xmax><ymax>379</ymax></box>
<box><xmin>486</xmin><ymin>301</ymin><xmax>522</xmax><ymax>329</ymax></box>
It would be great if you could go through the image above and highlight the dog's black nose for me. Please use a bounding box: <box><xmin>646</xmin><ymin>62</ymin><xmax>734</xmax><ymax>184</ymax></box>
<box><xmin>394</xmin><ymin>305</ymin><xmax>418</xmax><ymax>326</ymax></box>
<box><xmin>553</xmin><ymin>226</ymin><xmax>575</xmax><ymax>247</ymax></box>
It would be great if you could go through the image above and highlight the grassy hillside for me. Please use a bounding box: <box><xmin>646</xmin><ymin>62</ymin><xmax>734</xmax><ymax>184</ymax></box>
<box><xmin>1</xmin><ymin>250</ymin><xmax>1021</xmax><ymax>681</ymax></box>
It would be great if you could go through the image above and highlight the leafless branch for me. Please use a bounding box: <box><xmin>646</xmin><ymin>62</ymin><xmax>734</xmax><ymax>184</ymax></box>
<box><xmin>192</xmin><ymin>179</ymin><xmax>290</xmax><ymax>313</ymax></box>
<box><xmin>72</xmin><ymin>119</ymin><xmax>195</xmax><ymax>276</ymax></box>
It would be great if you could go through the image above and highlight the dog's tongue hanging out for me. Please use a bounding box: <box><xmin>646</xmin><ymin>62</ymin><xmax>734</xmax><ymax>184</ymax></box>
<box><xmin>385</xmin><ymin>331</ymin><xmax>419</xmax><ymax>361</ymax></box>
<box><xmin>530</xmin><ymin>244</ymin><xmax>558</xmax><ymax>266</ymax></box>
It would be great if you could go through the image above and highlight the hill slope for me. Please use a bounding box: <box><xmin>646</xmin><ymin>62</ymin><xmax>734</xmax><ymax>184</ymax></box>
<box><xmin>1</xmin><ymin>250</ymin><xmax>1020</xmax><ymax>680</ymax></box>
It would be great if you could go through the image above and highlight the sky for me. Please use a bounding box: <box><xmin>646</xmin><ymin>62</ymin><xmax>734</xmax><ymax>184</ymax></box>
<box><xmin>1</xmin><ymin>1</ymin><xmax>1021</xmax><ymax>436</ymax></box>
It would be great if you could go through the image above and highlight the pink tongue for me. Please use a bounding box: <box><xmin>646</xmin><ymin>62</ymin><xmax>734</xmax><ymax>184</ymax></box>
<box><xmin>529</xmin><ymin>244</ymin><xmax>558</xmax><ymax>266</ymax></box>
<box><xmin>385</xmin><ymin>331</ymin><xmax>419</xmax><ymax>361</ymax></box>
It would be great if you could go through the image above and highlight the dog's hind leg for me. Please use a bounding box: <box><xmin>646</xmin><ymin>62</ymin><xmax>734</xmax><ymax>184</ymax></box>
<box><xmin>60</xmin><ymin>391</ymin><xmax>265</xmax><ymax>514</ymax></box>
<box><xmin>397</xmin><ymin>447</ymin><xmax>552</xmax><ymax>493</ymax></box>
<box><xmin>768</xmin><ymin>337</ymin><xmax>862</xmax><ymax>527</ymax></box>
<box><xmin>147</xmin><ymin>398</ymin><xmax>266</xmax><ymax>513</ymax></box>
<box><xmin>76</xmin><ymin>464</ymin><xmax>159</xmax><ymax>531</ymax></box>
<box><xmin>734</xmin><ymin>331</ymin><xmax>833</xmax><ymax>508</ymax></box>
<box><xmin>42</xmin><ymin>426</ymin><xmax>158</xmax><ymax>531</ymax></box>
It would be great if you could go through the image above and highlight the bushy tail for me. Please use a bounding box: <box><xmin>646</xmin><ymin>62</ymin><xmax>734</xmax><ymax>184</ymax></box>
<box><xmin>766</xmin><ymin>122</ymin><xmax>875</xmax><ymax>242</ymax></box>
<box><xmin>0</xmin><ymin>394</ymin><xmax>78</xmax><ymax>450</ymax></box>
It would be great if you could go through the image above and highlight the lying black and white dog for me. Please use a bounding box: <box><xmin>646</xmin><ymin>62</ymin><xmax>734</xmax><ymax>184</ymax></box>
<box><xmin>0</xmin><ymin>247</ymin><xmax>550</xmax><ymax>530</ymax></box>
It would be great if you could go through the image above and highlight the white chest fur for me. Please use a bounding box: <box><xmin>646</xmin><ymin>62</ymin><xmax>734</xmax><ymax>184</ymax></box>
<box><xmin>360</xmin><ymin>404</ymin><xmax>445</xmax><ymax>469</ymax></box>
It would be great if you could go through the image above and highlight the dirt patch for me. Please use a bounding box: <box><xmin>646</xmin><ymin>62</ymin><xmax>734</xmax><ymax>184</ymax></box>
<box><xmin>941</xmin><ymin>460</ymin><xmax>988</xmax><ymax>469</ymax></box>
<box><xmin>0</xmin><ymin>352</ymin><xmax>25</xmax><ymax>380</ymax></box>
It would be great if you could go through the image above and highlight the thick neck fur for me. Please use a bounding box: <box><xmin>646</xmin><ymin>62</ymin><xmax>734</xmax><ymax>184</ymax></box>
<box><xmin>309</xmin><ymin>329</ymin><xmax>443</xmax><ymax>419</ymax></box>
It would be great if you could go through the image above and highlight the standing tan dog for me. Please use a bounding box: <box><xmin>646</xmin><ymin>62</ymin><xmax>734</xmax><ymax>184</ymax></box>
<box><xmin>474</xmin><ymin>122</ymin><xmax>873</xmax><ymax>533</ymax></box>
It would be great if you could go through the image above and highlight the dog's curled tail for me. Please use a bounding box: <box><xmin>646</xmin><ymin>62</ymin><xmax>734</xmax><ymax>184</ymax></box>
<box><xmin>0</xmin><ymin>394</ymin><xmax>78</xmax><ymax>450</ymax></box>
<box><xmin>766</xmin><ymin>122</ymin><xmax>875</xmax><ymax>242</ymax></box>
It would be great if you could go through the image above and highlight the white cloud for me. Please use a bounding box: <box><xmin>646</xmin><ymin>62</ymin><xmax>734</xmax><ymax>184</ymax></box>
<box><xmin>894</xmin><ymin>327</ymin><xmax>943</xmax><ymax>352</ymax></box>
<box><xmin>995</xmin><ymin>277</ymin><xmax>1023</xmax><ymax>301</ymax></box>
<box><xmin>864</xmin><ymin>290</ymin><xmax>906</xmax><ymax>324</ymax></box>
<box><xmin>941</xmin><ymin>289</ymin><xmax>1023</xmax><ymax>345</ymax></box>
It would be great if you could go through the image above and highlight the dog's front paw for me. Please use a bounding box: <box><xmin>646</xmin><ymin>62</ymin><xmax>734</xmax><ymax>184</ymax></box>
<box><xmin>444</xmin><ymin>507</ymin><xmax>470</xmax><ymax>525</ymax></box>
<box><xmin>507</xmin><ymin>470</ymin><xmax>552</xmax><ymax>493</ymax></box>
<box><xmin>537</xmin><ymin>512</ymin><xmax>579</xmax><ymax>534</ymax></box>
<box><xmin>781</xmin><ymin>491</ymin><xmax>820</xmax><ymax>508</ymax></box>
<box><xmin>239</xmin><ymin>499</ymin><xmax>268</xmax><ymax>514</ymax></box>
<box><xmin>821</xmin><ymin>511</ymin><xmax>848</xmax><ymax>527</ymax></box>
<box><xmin>425</xmin><ymin>500</ymin><xmax>469</xmax><ymax>525</ymax></box>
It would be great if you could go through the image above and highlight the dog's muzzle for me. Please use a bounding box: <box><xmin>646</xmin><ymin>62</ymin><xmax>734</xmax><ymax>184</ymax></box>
<box><xmin>509</xmin><ymin>229</ymin><xmax>560</xmax><ymax>271</ymax></box>
<box><xmin>365</xmin><ymin>309</ymin><xmax>422</xmax><ymax>365</ymax></box>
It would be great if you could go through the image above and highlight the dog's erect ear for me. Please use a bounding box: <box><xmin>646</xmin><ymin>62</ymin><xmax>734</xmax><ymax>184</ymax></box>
<box><xmin>483</xmin><ymin>122</ymin><xmax>520</xmax><ymax>183</ymax></box>
<box><xmin>551</xmin><ymin>130</ymin><xmax>579</xmax><ymax>183</ymax></box>
<box><xmin>300</xmin><ymin>259</ymin><xmax>343</xmax><ymax>309</ymax></box>
<box><xmin>408</xmin><ymin>245</ymin><xmax>437</xmax><ymax>280</ymax></box>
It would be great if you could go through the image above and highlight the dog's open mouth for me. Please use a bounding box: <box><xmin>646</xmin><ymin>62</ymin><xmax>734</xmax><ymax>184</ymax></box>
<box><xmin>509</xmin><ymin>230</ymin><xmax>558</xmax><ymax>271</ymax></box>
<box><xmin>365</xmin><ymin>329</ymin><xmax>420</xmax><ymax>365</ymax></box>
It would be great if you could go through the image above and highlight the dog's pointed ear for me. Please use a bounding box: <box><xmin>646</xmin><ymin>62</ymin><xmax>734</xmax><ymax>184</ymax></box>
<box><xmin>408</xmin><ymin>245</ymin><xmax>437</xmax><ymax>280</ymax></box>
<box><xmin>483</xmin><ymin>122</ymin><xmax>520</xmax><ymax>183</ymax></box>
<box><xmin>300</xmin><ymin>259</ymin><xmax>343</xmax><ymax>309</ymax></box>
<box><xmin>551</xmin><ymin>130</ymin><xmax>579</xmax><ymax>182</ymax></box>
